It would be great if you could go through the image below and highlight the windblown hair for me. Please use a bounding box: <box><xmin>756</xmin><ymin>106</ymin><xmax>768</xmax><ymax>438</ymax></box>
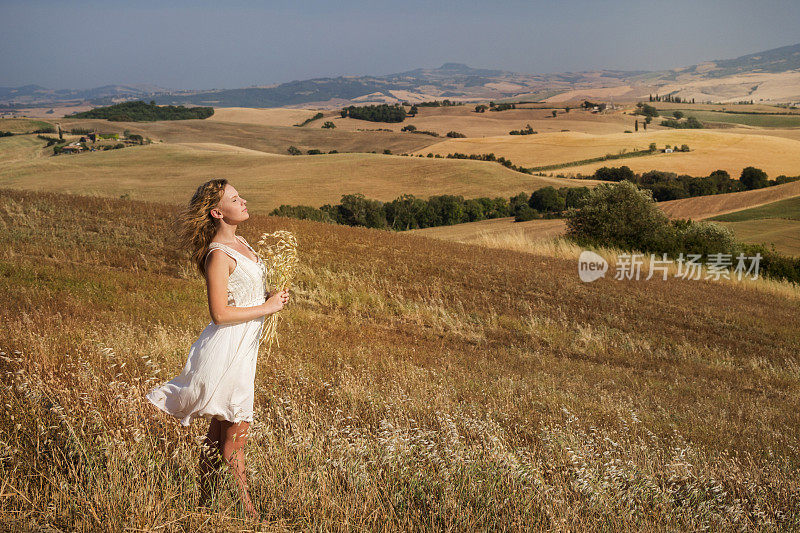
<box><xmin>179</xmin><ymin>178</ymin><xmax>228</xmax><ymax>278</ymax></box>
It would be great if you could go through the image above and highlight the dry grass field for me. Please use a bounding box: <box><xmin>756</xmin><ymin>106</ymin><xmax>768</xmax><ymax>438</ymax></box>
<box><xmin>0</xmin><ymin>117</ymin><xmax>56</xmax><ymax>133</ymax></box>
<box><xmin>53</xmin><ymin>118</ymin><xmax>440</xmax><ymax>155</ymax></box>
<box><xmin>415</xmin><ymin>129</ymin><xmax>800</xmax><ymax>177</ymax></box>
<box><xmin>207</xmin><ymin>107</ymin><xmax>327</xmax><ymax>127</ymax></box>
<box><xmin>409</xmin><ymin>217</ymin><xmax>567</xmax><ymax>244</ymax></box>
<box><xmin>1</xmin><ymin>188</ymin><xmax>799</xmax><ymax>530</ymax></box>
<box><xmin>334</xmin><ymin>106</ymin><xmax>637</xmax><ymax>137</ymax></box>
<box><xmin>0</xmin><ymin>135</ymin><xmax>592</xmax><ymax>211</ymax></box>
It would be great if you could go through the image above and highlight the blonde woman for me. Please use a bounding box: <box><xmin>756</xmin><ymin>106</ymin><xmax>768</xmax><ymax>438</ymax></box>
<box><xmin>146</xmin><ymin>178</ymin><xmax>289</xmax><ymax>520</ymax></box>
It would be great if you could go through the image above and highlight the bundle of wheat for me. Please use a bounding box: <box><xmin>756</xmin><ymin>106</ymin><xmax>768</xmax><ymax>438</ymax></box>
<box><xmin>255</xmin><ymin>230</ymin><xmax>299</xmax><ymax>352</ymax></box>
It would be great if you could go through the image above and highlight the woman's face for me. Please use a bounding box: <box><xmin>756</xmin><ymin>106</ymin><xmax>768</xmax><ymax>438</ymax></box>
<box><xmin>211</xmin><ymin>184</ymin><xmax>249</xmax><ymax>224</ymax></box>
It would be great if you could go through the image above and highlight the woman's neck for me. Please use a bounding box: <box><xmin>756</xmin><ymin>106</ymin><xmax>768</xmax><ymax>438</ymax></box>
<box><xmin>214</xmin><ymin>222</ymin><xmax>238</xmax><ymax>244</ymax></box>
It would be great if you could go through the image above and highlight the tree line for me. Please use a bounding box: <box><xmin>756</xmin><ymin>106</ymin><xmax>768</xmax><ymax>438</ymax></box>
<box><xmin>591</xmin><ymin>165</ymin><xmax>799</xmax><ymax>201</ymax></box>
<box><xmin>340</xmin><ymin>104</ymin><xmax>406</xmax><ymax>122</ymax></box>
<box><xmin>71</xmin><ymin>101</ymin><xmax>214</xmax><ymax>122</ymax></box>
<box><xmin>649</xmin><ymin>94</ymin><xmax>694</xmax><ymax>103</ymax></box>
<box><xmin>270</xmin><ymin>186</ymin><xmax>592</xmax><ymax>231</ymax></box>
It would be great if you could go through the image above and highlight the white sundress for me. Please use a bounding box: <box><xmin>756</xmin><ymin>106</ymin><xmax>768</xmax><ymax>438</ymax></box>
<box><xmin>146</xmin><ymin>236</ymin><xmax>267</xmax><ymax>426</ymax></box>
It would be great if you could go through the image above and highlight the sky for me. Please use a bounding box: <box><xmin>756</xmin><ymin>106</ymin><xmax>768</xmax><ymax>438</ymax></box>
<box><xmin>1</xmin><ymin>0</ymin><xmax>799</xmax><ymax>90</ymax></box>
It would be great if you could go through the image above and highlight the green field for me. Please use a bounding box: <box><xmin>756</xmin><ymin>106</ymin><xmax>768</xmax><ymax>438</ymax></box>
<box><xmin>0</xmin><ymin>118</ymin><xmax>56</xmax><ymax>133</ymax></box>
<box><xmin>710</xmin><ymin>196</ymin><xmax>800</xmax><ymax>221</ymax></box>
<box><xmin>657</xmin><ymin>109</ymin><xmax>800</xmax><ymax>128</ymax></box>
<box><xmin>717</xmin><ymin>218</ymin><xmax>800</xmax><ymax>256</ymax></box>
<box><xmin>708</xmin><ymin>196</ymin><xmax>800</xmax><ymax>256</ymax></box>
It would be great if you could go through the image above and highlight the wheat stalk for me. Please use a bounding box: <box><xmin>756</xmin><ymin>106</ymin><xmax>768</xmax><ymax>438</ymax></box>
<box><xmin>254</xmin><ymin>230</ymin><xmax>299</xmax><ymax>353</ymax></box>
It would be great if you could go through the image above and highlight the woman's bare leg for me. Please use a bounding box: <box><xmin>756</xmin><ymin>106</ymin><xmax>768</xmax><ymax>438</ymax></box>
<box><xmin>198</xmin><ymin>417</ymin><xmax>222</xmax><ymax>508</ymax></box>
<box><xmin>219</xmin><ymin>420</ymin><xmax>257</xmax><ymax>519</ymax></box>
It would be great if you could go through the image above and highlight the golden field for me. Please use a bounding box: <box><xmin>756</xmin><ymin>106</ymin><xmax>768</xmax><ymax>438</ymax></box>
<box><xmin>207</xmin><ymin>107</ymin><xmax>325</xmax><ymax>127</ymax></box>
<box><xmin>54</xmin><ymin>117</ymin><xmax>440</xmax><ymax>155</ymax></box>
<box><xmin>415</xmin><ymin>129</ymin><xmax>800</xmax><ymax>178</ymax></box>
<box><xmin>0</xmin><ymin>135</ymin><xmax>594</xmax><ymax>212</ymax></box>
<box><xmin>409</xmin><ymin>217</ymin><xmax>567</xmax><ymax>244</ymax></box>
<box><xmin>1</xmin><ymin>188</ymin><xmax>799</xmax><ymax>531</ymax></box>
<box><xmin>334</xmin><ymin>106</ymin><xmax>638</xmax><ymax>137</ymax></box>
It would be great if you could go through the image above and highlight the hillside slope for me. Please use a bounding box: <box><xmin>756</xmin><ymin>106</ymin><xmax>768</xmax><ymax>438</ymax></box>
<box><xmin>0</xmin><ymin>136</ymin><xmax>592</xmax><ymax>211</ymax></box>
<box><xmin>1</xmin><ymin>188</ymin><xmax>798</xmax><ymax>529</ymax></box>
<box><xmin>659</xmin><ymin>179</ymin><xmax>800</xmax><ymax>220</ymax></box>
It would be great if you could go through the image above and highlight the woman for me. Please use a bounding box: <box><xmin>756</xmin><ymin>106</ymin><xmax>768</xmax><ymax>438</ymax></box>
<box><xmin>146</xmin><ymin>178</ymin><xmax>289</xmax><ymax>520</ymax></box>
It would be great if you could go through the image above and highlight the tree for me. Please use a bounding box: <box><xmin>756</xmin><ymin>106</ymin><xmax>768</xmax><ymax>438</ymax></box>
<box><xmin>428</xmin><ymin>195</ymin><xmax>465</xmax><ymax>226</ymax></box>
<box><xmin>321</xmin><ymin>121</ymin><xmax>336</xmax><ymax>129</ymax></box>
<box><xmin>384</xmin><ymin>194</ymin><xmax>429</xmax><ymax>230</ymax></box>
<box><xmin>551</xmin><ymin>110</ymin><xmax>557</xmax><ymax>118</ymax></box>
<box><xmin>635</xmin><ymin>103</ymin><xmax>659</xmax><ymax>117</ymax></box>
<box><xmin>287</xmin><ymin>146</ymin><xmax>301</xmax><ymax>155</ymax></box>
<box><xmin>336</xmin><ymin>193</ymin><xmax>388</xmax><ymax>228</ymax></box>
<box><xmin>565</xmin><ymin>186</ymin><xmax>590</xmax><ymax>208</ymax></box>
<box><xmin>634</xmin><ymin>119</ymin><xmax>638</xmax><ymax>132</ymax></box>
<box><xmin>594</xmin><ymin>166</ymin><xmax>634</xmax><ymax>182</ymax></box>
<box><xmin>740</xmin><ymin>167</ymin><xmax>769</xmax><ymax>190</ymax></box>
<box><xmin>528</xmin><ymin>186</ymin><xmax>565</xmax><ymax>213</ymax></box>
<box><xmin>673</xmin><ymin>111</ymin><xmax>684</xmax><ymax>119</ymax></box>
<box><xmin>474</xmin><ymin>104</ymin><xmax>487</xmax><ymax>113</ymax></box>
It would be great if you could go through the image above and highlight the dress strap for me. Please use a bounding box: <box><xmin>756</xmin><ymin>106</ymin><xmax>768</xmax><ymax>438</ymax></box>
<box><xmin>205</xmin><ymin>243</ymin><xmax>238</xmax><ymax>264</ymax></box>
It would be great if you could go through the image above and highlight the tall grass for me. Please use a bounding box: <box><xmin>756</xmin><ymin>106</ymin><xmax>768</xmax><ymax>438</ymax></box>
<box><xmin>1</xmin><ymin>189</ymin><xmax>799</xmax><ymax>530</ymax></box>
<box><xmin>469</xmin><ymin>231</ymin><xmax>800</xmax><ymax>300</ymax></box>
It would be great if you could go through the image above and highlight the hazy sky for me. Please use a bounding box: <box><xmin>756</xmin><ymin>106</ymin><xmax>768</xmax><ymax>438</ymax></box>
<box><xmin>1</xmin><ymin>0</ymin><xmax>799</xmax><ymax>90</ymax></box>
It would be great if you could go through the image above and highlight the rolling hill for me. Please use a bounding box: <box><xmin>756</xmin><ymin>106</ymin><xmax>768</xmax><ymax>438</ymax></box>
<box><xmin>0</xmin><ymin>135</ymin><xmax>594</xmax><ymax>211</ymax></box>
<box><xmin>2</xmin><ymin>188</ymin><xmax>798</xmax><ymax>529</ymax></box>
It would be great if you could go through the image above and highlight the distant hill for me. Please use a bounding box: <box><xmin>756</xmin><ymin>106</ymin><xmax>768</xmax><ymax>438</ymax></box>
<box><xmin>681</xmin><ymin>43</ymin><xmax>800</xmax><ymax>78</ymax></box>
<box><xmin>3</xmin><ymin>42</ymin><xmax>799</xmax><ymax>109</ymax></box>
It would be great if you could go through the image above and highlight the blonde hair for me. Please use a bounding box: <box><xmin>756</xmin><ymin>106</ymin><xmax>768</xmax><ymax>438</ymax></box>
<box><xmin>179</xmin><ymin>178</ymin><xmax>228</xmax><ymax>278</ymax></box>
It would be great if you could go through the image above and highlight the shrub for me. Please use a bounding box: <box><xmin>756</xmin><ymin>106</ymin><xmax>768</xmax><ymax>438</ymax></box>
<box><xmin>287</xmin><ymin>146</ymin><xmax>302</xmax><ymax>155</ymax></box>
<box><xmin>670</xmin><ymin>219</ymin><xmax>738</xmax><ymax>257</ymax></box>
<box><xmin>446</xmin><ymin>131</ymin><xmax>466</xmax><ymax>138</ymax></box>
<box><xmin>321</xmin><ymin>121</ymin><xmax>336</xmax><ymax>129</ymax></box>
<box><xmin>270</xmin><ymin>205</ymin><xmax>335</xmax><ymax>223</ymax></box>
<box><xmin>401</xmin><ymin>125</ymin><xmax>417</xmax><ymax>132</ymax></box>
<box><xmin>514</xmin><ymin>205</ymin><xmax>540</xmax><ymax>222</ymax></box>
<box><xmin>564</xmin><ymin>181</ymin><xmax>672</xmax><ymax>252</ymax></box>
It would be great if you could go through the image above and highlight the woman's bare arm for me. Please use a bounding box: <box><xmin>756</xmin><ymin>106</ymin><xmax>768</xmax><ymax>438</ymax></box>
<box><xmin>205</xmin><ymin>249</ymin><xmax>288</xmax><ymax>325</ymax></box>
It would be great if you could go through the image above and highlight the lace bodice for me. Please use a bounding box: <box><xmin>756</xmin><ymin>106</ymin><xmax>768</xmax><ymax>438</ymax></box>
<box><xmin>206</xmin><ymin>237</ymin><xmax>267</xmax><ymax>308</ymax></box>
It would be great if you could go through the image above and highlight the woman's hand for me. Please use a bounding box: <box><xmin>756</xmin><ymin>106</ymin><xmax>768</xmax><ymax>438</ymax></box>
<box><xmin>263</xmin><ymin>289</ymin><xmax>290</xmax><ymax>316</ymax></box>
